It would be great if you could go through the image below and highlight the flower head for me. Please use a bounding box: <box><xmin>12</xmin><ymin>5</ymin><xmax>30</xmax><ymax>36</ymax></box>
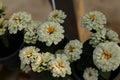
<box><xmin>106</xmin><ymin>29</ymin><xmax>119</xmax><ymax>42</ymax></box>
<box><xmin>8</xmin><ymin>11</ymin><xmax>31</xmax><ymax>34</ymax></box>
<box><xmin>31</xmin><ymin>52</ymin><xmax>55</xmax><ymax>72</ymax></box>
<box><xmin>64</xmin><ymin>39</ymin><xmax>83</xmax><ymax>62</ymax></box>
<box><xmin>93</xmin><ymin>42</ymin><xmax>120</xmax><ymax>72</ymax></box>
<box><xmin>50</xmin><ymin>54</ymin><xmax>71</xmax><ymax>77</ymax></box>
<box><xmin>48</xmin><ymin>10</ymin><xmax>66</xmax><ymax>24</ymax></box>
<box><xmin>19</xmin><ymin>46</ymin><xmax>42</xmax><ymax>73</ymax></box>
<box><xmin>20</xmin><ymin>62</ymin><xmax>32</xmax><ymax>73</ymax></box>
<box><xmin>19</xmin><ymin>46</ymin><xmax>40</xmax><ymax>65</ymax></box>
<box><xmin>82</xmin><ymin>11</ymin><xmax>106</xmax><ymax>31</ymax></box>
<box><xmin>24</xmin><ymin>21</ymin><xmax>41</xmax><ymax>44</ymax></box>
<box><xmin>37</xmin><ymin>22</ymin><xmax>64</xmax><ymax>46</ymax></box>
<box><xmin>89</xmin><ymin>28</ymin><xmax>119</xmax><ymax>47</ymax></box>
<box><xmin>83</xmin><ymin>67</ymin><xmax>98</xmax><ymax>80</ymax></box>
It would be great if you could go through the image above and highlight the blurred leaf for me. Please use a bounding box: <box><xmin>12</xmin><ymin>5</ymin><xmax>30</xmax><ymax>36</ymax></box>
<box><xmin>99</xmin><ymin>71</ymin><xmax>111</xmax><ymax>80</ymax></box>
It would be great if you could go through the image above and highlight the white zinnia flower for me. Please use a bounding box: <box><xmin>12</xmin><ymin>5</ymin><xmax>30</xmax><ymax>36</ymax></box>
<box><xmin>8</xmin><ymin>11</ymin><xmax>31</xmax><ymax>34</ymax></box>
<box><xmin>0</xmin><ymin>17</ymin><xmax>7</xmax><ymax>36</ymax></box>
<box><xmin>40</xmin><ymin>52</ymin><xmax>55</xmax><ymax>70</ymax></box>
<box><xmin>93</xmin><ymin>42</ymin><xmax>120</xmax><ymax>72</ymax></box>
<box><xmin>37</xmin><ymin>22</ymin><xmax>64</xmax><ymax>46</ymax></box>
<box><xmin>82</xmin><ymin>11</ymin><xmax>106</xmax><ymax>31</ymax></box>
<box><xmin>32</xmin><ymin>52</ymin><xmax>54</xmax><ymax>72</ymax></box>
<box><xmin>50</xmin><ymin>54</ymin><xmax>71</xmax><ymax>77</ymax></box>
<box><xmin>90</xmin><ymin>28</ymin><xmax>119</xmax><ymax>47</ymax></box>
<box><xmin>19</xmin><ymin>46</ymin><xmax>43</xmax><ymax>73</ymax></box>
<box><xmin>19</xmin><ymin>46</ymin><xmax>40</xmax><ymax>65</ymax></box>
<box><xmin>24</xmin><ymin>21</ymin><xmax>41</xmax><ymax>44</ymax></box>
<box><xmin>64</xmin><ymin>39</ymin><xmax>83</xmax><ymax>62</ymax></box>
<box><xmin>31</xmin><ymin>53</ymin><xmax>43</xmax><ymax>72</ymax></box>
<box><xmin>20</xmin><ymin>62</ymin><xmax>32</xmax><ymax>73</ymax></box>
<box><xmin>48</xmin><ymin>10</ymin><xmax>66</xmax><ymax>24</ymax></box>
<box><xmin>83</xmin><ymin>67</ymin><xmax>98</xmax><ymax>80</ymax></box>
<box><xmin>106</xmin><ymin>29</ymin><xmax>119</xmax><ymax>42</ymax></box>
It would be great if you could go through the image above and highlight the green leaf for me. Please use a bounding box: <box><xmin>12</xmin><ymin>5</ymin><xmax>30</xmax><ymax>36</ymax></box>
<box><xmin>99</xmin><ymin>71</ymin><xmax>111</xmax><ymax>80</ymax></box>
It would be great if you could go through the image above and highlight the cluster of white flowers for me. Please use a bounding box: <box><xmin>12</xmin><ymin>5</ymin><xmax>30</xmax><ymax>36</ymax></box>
<box><xmin>64</xmin><ymin>39</ymin><xmax>83</xmax><ymax>62</ymax></box>
<box><xmin>19</xmin><ymin>38</ymin><xmax>83</xmax><ymax>77</ymax></box>
<box><xmin>3</xmin><ymin>10</ymin><xmax>66</xmax><ymax>47</ymax></box>
<box><xmin>0</xmin><ymin>17</ymin><xmax>7</xmax><ymax>36</ymax></box>
<box><xmin>8</xmin><ymin>11</ymin><xmax>31</xmax><ymax>34</ymax></box>
<box><xmin>89</xmin><ymin>28</ymin><xmax>119</xmax><ymax>47</ymax></box>
<box><xmin>24</xmin><ymin>21</ymin><xmax>41</xmax><ymax>44</ymax></box>
<box><xmin>93</xmin><ymin>42</ymin><xmax>120</xmax><ymax>72</ymax></box>
<box><xmin>37</xmin><ymin>22</ymin><xmax>64</xmax><ymax>46</ymax></box>
<box><xmin>48</xmin><ymin>10</ymin><xmax>67</xmax><ymax>24</ymax></box>
<box><xmin>15</xmin><ymin>10</ymin><xmax>83</xmax><ymax>77</ymax></box>
<box><xmin>3</xmin><ymin>1</ymin><xmax>120</xmax><ymax>79</ymax></box>
<box><xmin>81</xmin><ymin>11</ymin><xmax>120</xmax><ymax>79</ymax></box>
<box><xmin>83</xmin><ymin>67</ymin><xmax>98</xmax><ymax>80</ymax></box>
<box><xmin>82</xmin><ymin>11</ymin><xmax>106</xmax><ymax>32</ymax></box>
<box><xmin>36</xmin><ymin>10</ymin><xmax>66</xmax><ymax>46</ymax></box>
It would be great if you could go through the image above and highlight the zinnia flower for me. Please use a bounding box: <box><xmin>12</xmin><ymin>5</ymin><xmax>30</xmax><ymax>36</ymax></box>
<box><xmin>24</xmin><ymin>21</ymin><xmax>41</xmax><ymax>44</ymax></box>
<box><xmin>37</xmin><ymin>22</ymin><xmax>64</xmax><ymax>46</ymax></box>
<box><xmin>8</xmin><ymin>11</ymin><xmax>31</xmax><ymax>34</ymax></box>
<box><xmin>48</xmin><ymin>10</ymin><xmax>66</xmax><ymax>24</ymax></box>
<box><xmin>82</xmin><ymin>11</ymin><xmax>106</xmax><ymax>31</ymax></box>
<box><xmin>83</xmin><ymin>67</ymin><xmax>98</xmax><ymax>80</ymax></box>
<box><xmin>64</xmin><ymin>39</ymin><xmax>83</xmax><ymax>62</ymax></box>
<box><xmin>20</xmin><ymin>62</ymin><xmax>31</xmax><ymax>73</ymax></box>
<box><xmin>50</xmin><ymin>54</ymin><xmax>71</xmax><ymax>77</ymax></box>
<box><xmin>31</xmin><ymin>52</ymin><xmax>55</xmax><ymax>72</ymax></box>
<box><xmin>93</xmin><ymin>42</ymin><xmax>120</xmax><ymax>72</ymax></box>
<box><xmin>19</xmin><ymin>46</ymin><xmax>40</xmax><ymax>65</ymax></box>
<box><xmin>89</xmin><ymin>28</ymin><xmax>119</xmax><ymax>47</ymax></box>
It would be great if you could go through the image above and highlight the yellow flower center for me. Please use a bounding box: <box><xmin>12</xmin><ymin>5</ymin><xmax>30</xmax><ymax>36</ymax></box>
<box><xmin>13</xmin><ymin>16</ymin><xmax>19</xmax><ymax>21</ymax></box>
<box><xmin>67</xmin><ymin>46</ymin><xmax>75</xmax><ymax>52</ymax></box>
<box><xmin>26</xmin><ymin>50</ymin><xmax>32</xmax><ymax>57</ymax></box>
<box><xmin>102</xmin><ymin>51</ymin><xmax>112</xmax><ymax>60</ymax></box>
<box><xmin>90</xmin><ymin>14</ymin><xmax>95</xmax><ymax>21</ymax></box>
<box><xmin>56</xmin><ymin>61</ymin><xmax>64</xmax><ymax>69</ymax></box>
<box><xmin>53</xmin><ymin>13</ymin><xmax>58</xmax><ymax>18</ymax></box>
<box><xmin>47</xmin><ymin>26</ymin><xmax>55</xmax><ymax>34</ymax></box>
